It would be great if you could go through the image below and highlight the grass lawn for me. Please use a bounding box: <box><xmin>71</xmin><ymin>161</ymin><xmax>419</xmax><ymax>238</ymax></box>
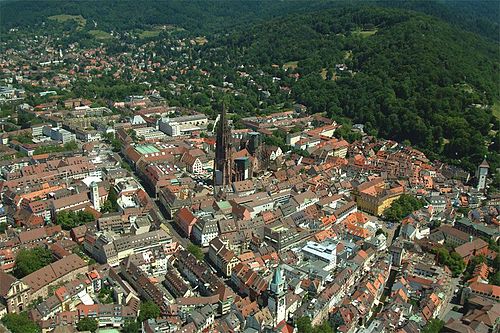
<box><xmin>139</xmin><ymin>29</ymin><xmax>161</xmax><ymax>39</ymax></box>
<box><xmin>48</xmin><ymin>14</ymin><xmax>86</xmax><ymax>29</ymax></box>
<box><xmin>89</xmin><ymin>30</ymin><xmax>112</xmax><ymax>40</ymax></box>
<box><xmin>352</xmin><ymin>28</ymin><xmax>378</xmax><ymax>37</ymax></box>
<box><xmin>283</xmin><ymin>61</ymin><xmax>298</xmax><ymax>70</ymax></box>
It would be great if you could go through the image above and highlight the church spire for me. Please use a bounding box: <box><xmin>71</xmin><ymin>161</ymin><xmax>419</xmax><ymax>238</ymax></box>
<box><xmin>213</xmin><ymin>102</ymin><xmax>232</xmax><ymax>193</ymax></box>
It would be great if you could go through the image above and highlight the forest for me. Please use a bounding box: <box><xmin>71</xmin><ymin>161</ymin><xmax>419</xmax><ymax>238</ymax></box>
<box><xmin>203</xmin><ymin>7</ymin><xmax>499</xmax><ymax>172</ymax></box>
<box><xmin>1</xmin><ymin>0</ymin><xmax>498</xmax><ymax>40</ymax></box>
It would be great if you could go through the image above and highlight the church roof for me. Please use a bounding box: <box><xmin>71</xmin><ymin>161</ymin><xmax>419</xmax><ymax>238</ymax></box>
<box><xmin>479</xmin><ymin>159</ymin><xmax>489</xmax><ymax>168</ymax></box>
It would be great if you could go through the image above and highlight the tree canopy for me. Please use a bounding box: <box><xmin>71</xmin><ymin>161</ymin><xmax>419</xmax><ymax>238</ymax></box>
<box><xmin>56</xmin><ymin>210</ymin><xmax>95</xmax><ymax>230</ymax></box>
<box><xmin>187</xmin><ymin>242</ymin><xmax>204</xmax><ymax>261</ymax></box>
<box><xmin>138</xmin><ymin>301</ymin><xmax>160</xmax><ymax>323</ymax></box>
<box><xmin>384</xmin><ymin>194</ymin><xmax>426</xmax><ymax>221</ymax></box>
<box><xmin>421</xmin><ymin>318</ymin><xmax>445</xmax><ymax>333</ymax></box>
<box><xmin>14</xmin><ymin>247</ymin><xmax>54</xmax><ymax>278</ymax></box>
<box><xmin>76</xmin><ymin>318</ymin><xmax>98</xmax><ymax>332</ymax></box>
<box><xmin>296</xmin><ymin>316</ymin><xmax>334</xmax><ymax>333</ymax></box>
<box><xmin>433</xmin><ymin>247</ymin><xmax>465</xmax><ymax>277</ymax></box>
<box><xmin>1</xmin><ymin>313</ymin><xmax>40</xmax><ymax>333</ymax></box>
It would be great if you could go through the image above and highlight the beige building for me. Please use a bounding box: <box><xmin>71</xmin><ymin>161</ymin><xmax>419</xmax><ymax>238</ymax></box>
<box><xmin>21</xmin><ymin>254</ymin><xmax>88</xmax><ymax>300</ymax></box>
<box><xmin>0</xmin><ymin>271</ymin><xmax>31</xmax><ymax>313</ymax></box>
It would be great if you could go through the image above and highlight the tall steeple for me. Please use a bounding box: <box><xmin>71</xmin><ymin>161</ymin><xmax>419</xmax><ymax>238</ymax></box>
<box><xmin>476</xmin><ymin>157</ymin><xmax>489</xmax><ymax>191</ymax></box>
<box><xmin>268</xmin><ymin>265</ymin><xmax>287</xmax><ymax>327</ymax></box>
<box><xmin>214</xmin><ymin>103</ymin><xmax>232</xmax><ymax>192</ymax></box>
<box><xmin>90</xmin><ymin>181</ymin><xmax>100</xmax><ymax>211</ymax></box>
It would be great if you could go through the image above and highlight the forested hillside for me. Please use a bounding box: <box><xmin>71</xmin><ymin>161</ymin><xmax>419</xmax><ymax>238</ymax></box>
<box><xmin>1</xmin><ymin>0</ymin><xmax>498</xmax><ymax>40</ymax></box>
<box><xmin>204</xmin><ymin>7</ymin><xmax>499</xmax><ymax>171</ymax></box>
<box><xmin>0</xmin><ymin>0</ymin><xmax>339</xmax><ymax>34</ymax></box>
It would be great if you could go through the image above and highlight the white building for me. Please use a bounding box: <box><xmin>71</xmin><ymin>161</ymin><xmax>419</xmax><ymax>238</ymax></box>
<box><xmin>159</xmin><ymin>114</ymin><xmax>208</xmax><ymax>136</ymax></box>
<box><xmin>90</xmin><ymin>181</ymin><xmax>100</xmax><ymax>211</ymax></box>
<box><xmin>301</xmin><ymin>241</ymin><xmax>337</xmax><ymax>267</ymax></box>
<box><xmin>133</xmin><ymin>127</ymin><xmax>167</xmax><ymax>141</ymax></box>
<box><xmin>42</xmin><ymin>126</ymin><xmax>76</xmax><ymax>143</ymax></box>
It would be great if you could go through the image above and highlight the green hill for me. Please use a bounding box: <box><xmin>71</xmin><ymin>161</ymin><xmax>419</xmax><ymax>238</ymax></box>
<box><xmin>205</xmin><ymin>7</ymin><xmax>499</xmax><ymax>171</ymax></box>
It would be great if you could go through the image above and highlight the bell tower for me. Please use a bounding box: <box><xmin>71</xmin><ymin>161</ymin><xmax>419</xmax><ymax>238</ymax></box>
<box><xmin>268</xmin><ymin>265</ymin><xmax>287</xmax><ymax>326</ymax></box>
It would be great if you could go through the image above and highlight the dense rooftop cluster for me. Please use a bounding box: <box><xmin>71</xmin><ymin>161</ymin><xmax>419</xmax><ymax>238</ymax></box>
<box><xmin>0</xmin><ymin>4</ymin><xmax>499</xmax><ymax>333</ymax></box>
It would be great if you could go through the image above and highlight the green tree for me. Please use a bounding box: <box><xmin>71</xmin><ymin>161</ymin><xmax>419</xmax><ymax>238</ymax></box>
<box><xmin>490</xmin><ymin>271</ymin><xmax>500</xmax><ymax>286</ymax></box>
<box><xmin>56</xmin><ymin>210</ymin><xmax>95</xmax><ymax>230</ymax></box>
<box><xmin>14</xmin><ymin>247</ymin><xmax>53</xmax><ymax>278</ymax></box>
<box><xmin>138</xmin><ymin>301</ymin><xmax>160</xmax><ymax>323</ymax></box>
<box><xmin>296</xmin><ymin>316</ymin><xmax>334</xmax><ymax>333</ymax></box>
<box><xmin>384</xmin><ymin>194</ymin><xmax>426</xmax><ymax>221</ymax></box>
<box><xmin>101</xmin><ymin>186</ymin><xmax>119</xmax><ymax>213</ymax></box>
<box><xmin>421</xmin><ymin>318</ymin><xmax>444</xmax><ymax>333</ymax></box>
<box><xmin>123</xmin><ymin>320</ymin><xmax>141</xmax><ymax>333</ymax></box>
<box><xmin>1</xmin><ymin>313</ymin><xmax>40</xmax><ymax>333</ymax></box>
<box><xmin>187</xmin><ymin>242</ymin><xmax>204</xmax><ymax>261</ymax></box>
<box><xmin>433</xmin><ymin>247</ymin><xmax>465</xmax><ymax>277</ymax></box>
<box><xmin>297</xmin><ymin>316</ymin><xmax>313</xmax><ymax>333</ymax></box>
<box><xmin>76</xmin><ymin>318</ymin><xmax>98</xmax><ymax>332</ymax></box>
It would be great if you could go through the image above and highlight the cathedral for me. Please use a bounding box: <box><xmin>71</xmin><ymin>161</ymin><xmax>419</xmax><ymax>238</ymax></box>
<box><xmin>213</xmin><ymin>104</ymin><xmax>233</xmax><ymax>193</ymax></box>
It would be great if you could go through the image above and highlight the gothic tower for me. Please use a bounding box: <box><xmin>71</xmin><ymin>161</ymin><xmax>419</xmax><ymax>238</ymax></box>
<box><xmin>268</xmin><ymin>265</ymin><xmax>287</xmax><ymax>327</ymax></box>
<box><xmin>214</xmin><ymin>104</ymin><xmax>232</xmax><ymax>192</ymax></box>
<box><xmin>90</xmin><ymin>181</ymin><xmax>100</xmax><ymax>211</ymax></box>
<box><xmin>476</xmin><ymin>158</ymin><xmax>489</xmax><ymax>191</ymax></box>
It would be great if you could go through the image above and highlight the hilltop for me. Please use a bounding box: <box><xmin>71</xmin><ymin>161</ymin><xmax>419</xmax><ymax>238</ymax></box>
<box><xmin>201</xmin><ymin>7</ymin><xmax>499</xmax><ymax>171</ymax></box>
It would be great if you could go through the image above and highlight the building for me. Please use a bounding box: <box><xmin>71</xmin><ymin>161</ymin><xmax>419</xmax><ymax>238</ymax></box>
<box><xmin>192</xmin><ymin>218</ymin><xmax>219</xmax><ymax>247</ymax></box>
<box><xmin>267</xmin><ymin>266</ymin><xmax>287</xmax><ymax>327</ymax></box>
<box><xmin>454</xmin><ymin>238</ymin><xmax>489</xmax><ymax>265</ymax></box>
<box><xmin>476</xmin><ymin>159</ymin><xmax>489</xmax><ymax>191</ymax></box>
<box><xmin>90</xmin><ymin>181</ymin><xmax>100</xmax><ymax>211</ymax></box>
<box><xmin>21</xmin><ymin>254</ymin><xmax>88</xmax><ymax>300</ymax></box>
<box><xmin>208</xmin><ymin>238</ymin><xmax>240</xmax><ymax>277</ymax></box>
<box><xmin>84</xmin><ymin>229</ymin><xmax>172</xmax><ymax>266</ymax></box>
<box><xmin>159</xmin><ymin>114</ymin><xmax>208</xmax><ymax>136</ymax></box>
<box><xmin>174</xmin><ymin>207</ymin><xmax>197</xmax><ymax>238</ymax></box>
<box><xmin>301</xmin><ymin>241</ymin><xmax>337</xmax><ymax>267</ymax></box>
<box><xmin>0</xmin><ymin>271</ymin><xmax>31</xmax><ymax>313</ymax></box>
<box><xmin>213</xmin><ymin>105</ymin><xmax>232</xmax><ymax>191</ymax></box>
<box><xmin>354</xmin><ymin>178</ymin><xmax>404</xmax><ymax>216</ymax></box>
<box><xmin>42</xmin><ymin>126</ymin><xmax>76</xmax><ymax>143</ymax></box>
<box><xmin>134</xmin><ymin>127</ymin><xmax>167</xmax><ymax>141</ymax></box>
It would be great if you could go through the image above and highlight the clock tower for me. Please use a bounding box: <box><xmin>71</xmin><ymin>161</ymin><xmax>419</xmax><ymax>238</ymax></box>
<box><xmin>268</xmin><ymin>265</ymin><xmax>287</xmax><ymax>327</ymax></box>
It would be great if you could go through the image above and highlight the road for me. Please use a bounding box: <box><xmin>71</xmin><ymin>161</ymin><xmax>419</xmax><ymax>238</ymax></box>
<box><xmin>439</xmin><ymin>277</ymin><xmax>462</xmax><ymax>321</ymax></box>
<box><xmin>116</xmin><ymin>152</ymin><xmax>190</xmax><ymax>249</ymax></box>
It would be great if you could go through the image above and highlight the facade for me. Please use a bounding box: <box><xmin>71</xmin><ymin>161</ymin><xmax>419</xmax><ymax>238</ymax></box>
<box><xmin>0</xmin><ymin>271</ymin><xmax>31</xmax><ymax>313</ymax></box>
